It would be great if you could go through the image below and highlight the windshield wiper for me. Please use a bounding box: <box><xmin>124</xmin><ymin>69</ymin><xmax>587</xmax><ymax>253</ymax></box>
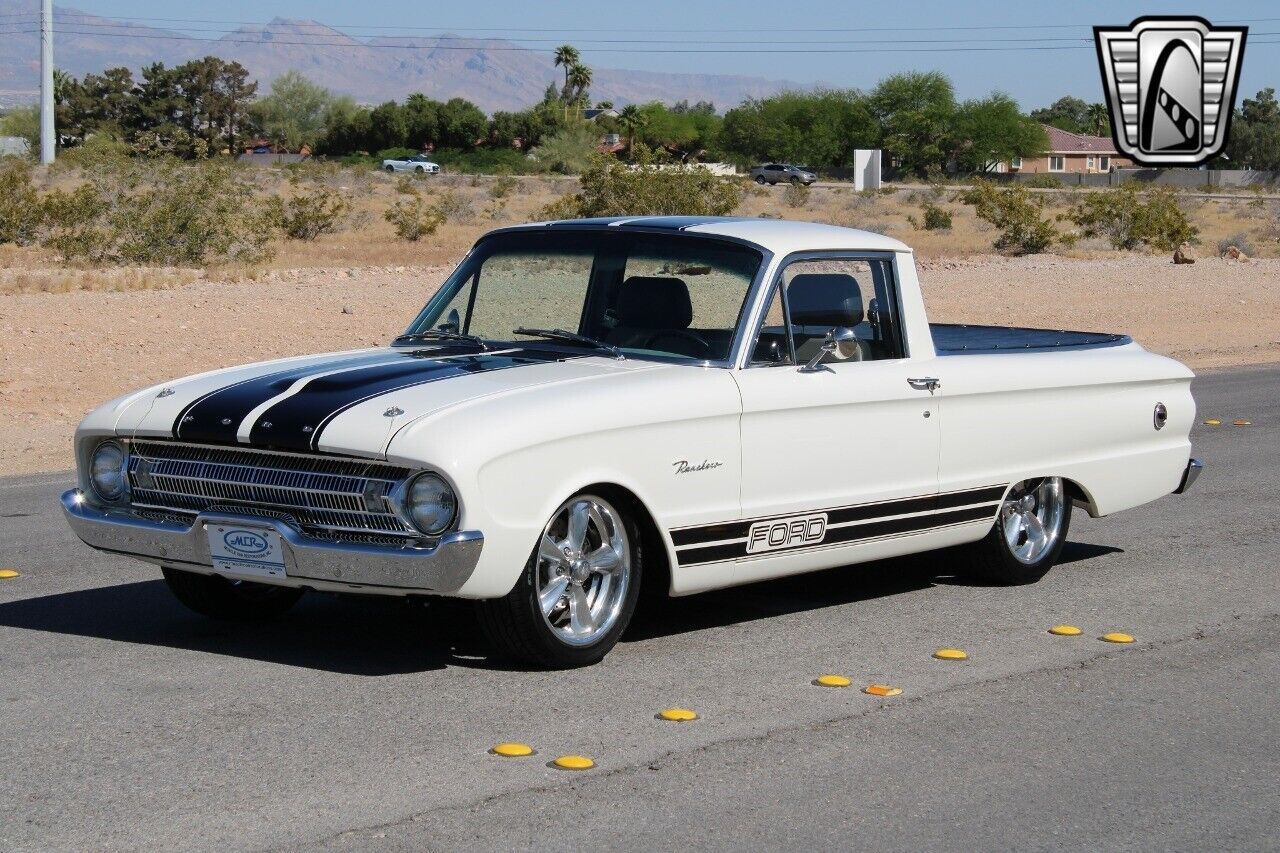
<box><xmin>394</xmin><ymin>330</ymin><xmax>491</xmax><ymax>351</ymax></box>
<box><xmin>513</xmin><ymin>327</ymin><xmax>624</xmax><ymax>360</ymax></box>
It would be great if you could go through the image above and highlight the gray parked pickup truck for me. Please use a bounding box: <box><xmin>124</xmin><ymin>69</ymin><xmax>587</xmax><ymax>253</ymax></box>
<box><xmin>750</xmin><ymin>163</ymin><xmax>817</xmax><ymax>185</ymax></box>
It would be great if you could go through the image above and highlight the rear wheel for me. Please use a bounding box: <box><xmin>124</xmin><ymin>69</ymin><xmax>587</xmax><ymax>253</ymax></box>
<box><xmin>755</xmin><ymin>175</ymin><xmax>766</xmax><ymax>185</ymax></box>
<box><xmin>384</xmin><ymin>164</ymin><xmax>395</xmax><ymax>173</ymax></box>
<box><xmin>953</xmin><ymin>477</ymin><xmax>1071</xmax><ymax>584</ymax></box>
<box><xmin>476</xmin><ymin>493</ymin><xmax>640</xmax><ymax>668</ymax></box>
<box><xmin>162</xmin><ymin>567</ymin><xmax>303</xmax><ymax>621</ymax></box>
<box><xmin>790</xmin><ymin>175</ymin><xmax>801</xmax><ymax>184</ymax></box>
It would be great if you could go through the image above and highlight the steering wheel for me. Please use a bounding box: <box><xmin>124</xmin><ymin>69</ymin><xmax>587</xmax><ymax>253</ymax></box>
<box><xmin>643</xmin><ymin>329</ymin><xmax>712</xmax><ymax>358</ymax></box>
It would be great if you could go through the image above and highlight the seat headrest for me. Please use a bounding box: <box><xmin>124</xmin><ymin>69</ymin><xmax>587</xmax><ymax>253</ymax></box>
<box><xmin>787</xmin><ymin>273</ymin><xmax>864</xmax><ymax>328</ymax></box>
<box><xmin>616</xmin><ymin>276</ymin><xmax>692</xmax><ymax>329</ymax></box>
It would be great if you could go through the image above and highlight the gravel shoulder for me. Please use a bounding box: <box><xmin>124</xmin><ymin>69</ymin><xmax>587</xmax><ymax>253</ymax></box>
<box><xmin>2</xmin><ymin>254</ymin><xmax>1277</xmax><ymax>476</ymax></box>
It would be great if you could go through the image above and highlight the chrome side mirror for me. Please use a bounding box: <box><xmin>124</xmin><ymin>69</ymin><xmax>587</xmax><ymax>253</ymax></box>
<box><xmin>439</xmin><ymin>308</ymin><xmax>461</xmax><ymax>333</ymax></box>
<box><xmin>799</xmin><ymin>327</ymin><xmax>858</xmax><ymax>373</ymax></box>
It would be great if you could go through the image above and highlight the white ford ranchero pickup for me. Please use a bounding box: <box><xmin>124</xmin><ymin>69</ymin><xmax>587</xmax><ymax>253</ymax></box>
<box><xmin>63</xmin><ymin>217</ymin><xmax>1202</xmax><ymax>667</ymax></box>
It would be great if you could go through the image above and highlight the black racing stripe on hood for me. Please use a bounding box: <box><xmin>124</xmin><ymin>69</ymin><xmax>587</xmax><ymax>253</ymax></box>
<box><xmin>173</xmin><ymin>351</ymin><xmax>403</xmax><ymax>444</ymax></box>
<box><xmin>249</xmin><ymin>349</ymin><xmax>571</xmax><ymax>452</ymax></box>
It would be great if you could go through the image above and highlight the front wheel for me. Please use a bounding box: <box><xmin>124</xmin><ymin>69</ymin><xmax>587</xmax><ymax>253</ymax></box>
<box><xmin>754</xmin><ymin>175</ymin><xmax>766</xmax><ymax>185</ymax></box>
<box><xmin>414</xmin><ymin>165</ymin><xmax>425</xmax><ymax>173</ymax></box>
<box><xmin>953</xmin><ymin>477</ymin><xmax>1071</xmax><ymax>584</ymax></box>
<box><xmin>476</xmin><ymin>492</ymin><xmax>641</xmax><ymax>668</ymax></box>
<box><xmin>162</xmin><ymin>567</ymin><xmax>303</xmax><ymax>620</ymax></box>
<box><xmin>384</xmin><ymin>164</ymin><xmax>395</xmax><ymax>173</ymax></box>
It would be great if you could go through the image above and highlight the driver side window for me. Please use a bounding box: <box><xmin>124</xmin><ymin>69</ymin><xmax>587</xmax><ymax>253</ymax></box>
<box><xmin>750</xmin><ymin>257</ymin><xmax>906</xmax><ymax>367</ymax></box>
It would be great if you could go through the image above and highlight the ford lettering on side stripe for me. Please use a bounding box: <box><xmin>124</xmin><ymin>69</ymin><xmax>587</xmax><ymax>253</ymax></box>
<box><xmin>746</xmin><ymin>513</ymin><xmax>827</xmax><ymax>554</ymax></box>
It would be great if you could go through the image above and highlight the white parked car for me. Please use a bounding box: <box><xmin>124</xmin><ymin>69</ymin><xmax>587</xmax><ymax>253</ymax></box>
<box><xmin>63</xmin><ymin>217</ymin><xmax>1202</xmax><ymax>667</ymax></box>
<box><xmin>382</xmin><ymin>154</ymin><xmax>440</xmax><ymax>173</ymax></box>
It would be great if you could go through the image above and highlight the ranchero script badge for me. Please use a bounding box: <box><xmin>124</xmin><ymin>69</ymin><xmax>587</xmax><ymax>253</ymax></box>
<box><xmin>672</xmin><ymin>459</ymin><xmax>723</xmax><ymax>474</ymax></box>
<box><xmin>1094</xmin><ymin>16</ymin><xmax>1247</xmax><ymax>166</ymax></box>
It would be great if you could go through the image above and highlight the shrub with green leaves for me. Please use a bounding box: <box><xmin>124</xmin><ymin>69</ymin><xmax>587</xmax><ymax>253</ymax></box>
<box><xmin>270</xmin><ymin>186</ymin><xmax>352</xmax><ymax>241</ymax></box>
<box><xmin>1066</xmin><ymin>184</ymin><xmax>1196</xmax><ymax>251</ymax></box>
<box><xmin>384</xmin><ymin>196</ymin><xmax>446</xmax><ymax>241</ymax></box>
<box><xmin>1022</xmin><ymin>174</ymin><xmax>1063</xmax><ymax>189</ymax></box>
<box><xmin>489</xmin><ymin>173</ymin><xmax>518</xmax><ymax>200</ymax></box>
<box><xmin>958</xmin><ymin>179</ymin><xmax>1057</xmax><ymax>254</ymax></box>
<box><xmin>547</xmin><ymin>147</ymin><xmax>742</xmax><ymax>218</ymax></box>
<box><xmin>41</xmin><ymin>184</ymin><xmax>110</xmax><ymax>260</ymax></box>
<box><xmin>0</xmin><ymin>159</ymin><xmax>43</xmax><ymax>245</ymax></box>
<box><xmin>922</xmin><ymin>203</ymin><xmax>952</xmax><ymax>230</ymax></box>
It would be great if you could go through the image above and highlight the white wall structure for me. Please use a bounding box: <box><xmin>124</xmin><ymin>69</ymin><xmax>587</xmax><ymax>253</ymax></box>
<box><xmin>853</xmin><ymin>150</ymin><xmax>882</xmax><ymax>191</ymax></box>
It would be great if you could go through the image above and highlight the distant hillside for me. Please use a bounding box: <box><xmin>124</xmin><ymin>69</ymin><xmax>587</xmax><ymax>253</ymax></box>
<box><xmin>0</xmin><ymin>4</ymin><xmax>798</xmax><ymax>112</ymax></box>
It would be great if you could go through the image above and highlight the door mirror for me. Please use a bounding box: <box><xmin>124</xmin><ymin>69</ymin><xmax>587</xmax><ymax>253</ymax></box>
<box><xmin>799</xmin><ymin>327</ymin><xmax>858</xmax><ymax>373</ymax></box>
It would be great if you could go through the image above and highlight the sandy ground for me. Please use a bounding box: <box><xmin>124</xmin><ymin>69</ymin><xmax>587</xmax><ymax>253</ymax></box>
<box><xmin>2</xmin><ymin>255</ymin><xmax>1277</xmax><ymax>476</ymax></box>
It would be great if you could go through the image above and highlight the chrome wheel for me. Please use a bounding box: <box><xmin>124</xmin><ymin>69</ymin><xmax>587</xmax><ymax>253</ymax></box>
<box><xmin>535</xmin><ymin>495</ymin><xmax>631</xmax><ymax>647</ymax></box>
<box><xmin>1000</xmin><ymin>477</ymin><xmax>1066</xmax><ymax>565</ymax></box>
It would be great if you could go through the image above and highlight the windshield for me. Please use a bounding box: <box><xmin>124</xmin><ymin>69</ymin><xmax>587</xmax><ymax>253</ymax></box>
<box><xmin>404</xmin><ymin>229</ymin><xmax>765</xmax><ymax>362</ymax></box>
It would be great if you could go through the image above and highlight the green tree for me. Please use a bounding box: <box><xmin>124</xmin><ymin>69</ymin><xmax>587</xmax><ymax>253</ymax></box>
<box><xmin>249</xmin><ymin>71</ymin><xmax>332</xmax><ymax>151</ymax></box>
<box><xmin>437</xmin><ymin>97</ymin><xmax>488</xmax><ymax>148</ymax></box>
<box><xmin>1029</xmin><ymin>95</ymin><xmax>1090</xmax><ymax>134</ymax></box>
<box><xmin>554</xmin><ymin>45</ymin><xmax>580</xmax><ymax>101</ymax></box>
<box><xmin>870</xmin><ymin>71</ymin><xmax>957</xmax><ymax>177</ymax></box>
<box><xmin>367</xmin><ymin>101</ymin><xmax>409</xmax><ymax>152</ymax></box>
<box><xmin>1225</xmin><ymin>88</ymin><xmax>1280</xmax><ymax>170</ymax></box>
<box><xmin>403</xmin><ymin>93</ymin><xmax>441</xmax><ymax>150</ymax></box>
<box><xmin>952</xmin><ymin>93</ymin><xmax>1048</xmax><ymax>173</ymax></box>
<box><xmin>1085</xmin><ymin>102</ymin><xmax>1111</xmax><ymax>137</ymax></box>
<box><xmin>618</xmin><ymin>104</ymin><xmax>647</xmax><ymax>159</ymax></box>
<box><xmin>567</xmin><ymin>63</ymin><xmax>593</xmax><ymax>107</ymax></box>
<box><xmin>316</xmin><ymin>97</ymin><xmax>371</xmax><ymax>154</ymax></box>
<box><xmin>720</xmin><ymin>90</ymin><xmax>876</xmax><ymax>169</ymax></box>
<box><xmin>530</xmin><ymin>121</ymin><xmax>599</xmax><ymax>173</ymax></box>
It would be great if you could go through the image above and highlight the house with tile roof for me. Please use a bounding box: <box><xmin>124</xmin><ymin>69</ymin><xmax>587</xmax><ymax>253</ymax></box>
<box><xmin>1006</xmin><ymin>125</ymin><xmax>1133</xmax><ymax>174</ymax></box>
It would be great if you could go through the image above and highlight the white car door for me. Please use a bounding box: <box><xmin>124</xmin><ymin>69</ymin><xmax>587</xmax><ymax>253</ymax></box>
<box><xmin>715</xmin><ymin>255</ymin><xmax>955</xmax><ymax>584</ymax></box>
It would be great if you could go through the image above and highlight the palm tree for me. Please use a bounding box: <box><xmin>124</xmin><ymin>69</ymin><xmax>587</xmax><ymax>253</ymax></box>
<box><xmin>1086</xmin><ymin>102</ymin><xmax>1111</xmax><ymax>137</ymax></box>
<box><xmin>567</xmin><ymin>63</ymin><xmax>593</xmax><ymax>107</ymax></box>
<box><xmin>553</xmin><ymin>45</ymin><xmax>580</xmax><ymax>100</ymax></box>
<box><xmin>618</xmin><ymin>104</ymin><xmax>647</xmax><ymax>159</ymax></box>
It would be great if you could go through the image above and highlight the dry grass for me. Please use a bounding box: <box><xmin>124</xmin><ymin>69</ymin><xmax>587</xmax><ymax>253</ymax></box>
<box><xmin>3</xmin><ymin>166</ymin><xmax>1277</xmax><ymax>296</ymax></box>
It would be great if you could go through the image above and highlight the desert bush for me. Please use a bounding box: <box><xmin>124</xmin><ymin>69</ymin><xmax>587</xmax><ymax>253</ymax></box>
<box><xmin>432</xmin><ymin>189</ymin><xmax>475</xmax><ymax>223</ymax></box>
<box><xmin>529</xmin><ymin>123</ymin><xmax>599</xmax><ymax>175</ymax></box>
<box><xmin>489</xmin><ymin>173</ymin><xmax>518</xmax><ymax>200</ymax></box>
<box><xmin>1066</xmin><ymin>185</ymin><xmax>1196</xmax><ymax>251</ymax></box>
<box><xmin>783</xmin><ymin>182</ymin><xmax>811</xmax><ymax>208</ymax></box>
<box><xmin>0</xmin><ymin>159</ymin><xmax>43</xmax><ymax>245</ymax></box>
<box><xmin>958</xmin><ymin>179</ymin><xmax>1057</xmax><ymax>254</ymax></box>
<box><xmin>547</xmin><ymin>147</ymin><xmax>742</xmax><ymax>218</ymax></box>
<box><xmin>394</xmin><ymin>175</ymin><xmax>420</xmax><ymax>196</ymax></box>
<box><xmin>53</xmin><ymin>134</ymin><xmax>132</xmax><ymax>172</ymax></box>
<box><xmin>922</xmin><ymin>203</ymin><xmax>952</xmax><ymax>230</ymax></box>
<box><xmin>384</xmin><ymin>196</ymin><xmax>446</xmax><ymax>241</ymax></box>
<box><xmin>1022</xmin><ymin>174</ymin><xmax>1063</xmax><ymax>189</ymax></box>
<box><xmin>41</xmin><ymin>184</ymin><xmax>110</xmax><ymax>260</ymax></box>
<box><xmin>1217</xmin><ymin>231</ymin><xmax>1256</xmax><ymax>257</ymax></box>
<box><xmin>271</xmin><ymin>186</ymin><xmax>352</xmax><ymax>241</ymax></box>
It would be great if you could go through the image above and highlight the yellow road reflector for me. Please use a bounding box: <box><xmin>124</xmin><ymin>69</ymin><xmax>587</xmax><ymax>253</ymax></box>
<box><xmin>1233</xmin><ymin>418</ymin><xmax>1252</xmax><ymax>426</ymax></box>
<box><xmin>863</xmin><ymin>684</ymin><xmax>902</xmax><ymax>697</ymax></box>
<box><xmin>1049</xmin><ymin>625</ymin><xmax>1083</xmax><ymax>636</ymax></box>
<box><xmin>552</xmin><ymin>755</ymin><xmax>595</xmax><ymax>771</ymax></box>
<box><xmin>657</xmin><ymin>708</ymin><xmax>698</xmax><ymax>721</ymax></box>
<box><xmin>814</xmin><ymin>674</ymin><xmax>852</xmax><ymax>687</ymax></box>
<box><xmin>1101</xmin><ymin>632</ymin><xmax>1135</xmax><ymax>644</ymax></box>
<box><xmin>933</xmin><ymin>648</ymin><xmax>968</xmax><ymax>660</ymax></box>
<box><xmin>0</xmin><ymin>569</ymin><xmax>19</xmax><ymax>579</ymax></box>
<box><xmin>490</xmin><ymin>742</ymin><xmax>534</xmax><ymax>757</ymax></box>
<box><xmin>1203</xmin><ymin>418</ymin><xmax>1221</xmax><ymax>426</ymax></box>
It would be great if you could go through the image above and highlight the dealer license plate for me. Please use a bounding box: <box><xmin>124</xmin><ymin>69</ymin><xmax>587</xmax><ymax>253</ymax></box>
<box><xmin>207</xmin><ymin>524</ymin><xmax>287</xmax><ymax>579</ymax></box>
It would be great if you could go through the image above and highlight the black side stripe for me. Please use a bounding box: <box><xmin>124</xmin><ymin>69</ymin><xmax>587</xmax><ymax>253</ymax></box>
<box><xmin>677</xmin><ymin>504</ymin><xmax>998</xmax><ymax>567</ymax></box>
<box><xmin>669</xmin><ymin>485</ymin><xmax>1008</xmax><ymax>548</ymax></box>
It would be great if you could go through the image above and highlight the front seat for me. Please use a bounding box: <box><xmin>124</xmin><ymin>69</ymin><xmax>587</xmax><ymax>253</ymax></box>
<box><xmin>787</xmin><ymin>273</ymin><xmax>871</xmax><ymax>364</ymax></box>
<box><xmin>606</xmin><ymin>276</ymin><xmax>700</xmax><ymax>356</ymax></box>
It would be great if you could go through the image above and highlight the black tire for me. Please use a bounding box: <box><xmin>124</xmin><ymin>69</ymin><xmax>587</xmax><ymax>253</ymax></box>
<box><xmin>414</xmin><ymin>165</ymin><xmax>425</xmax><ymax>173</ymax></box>
<box><xmin>952</xmin><ymin>478</ymin><xmax>1072</xmax><ymax>585</ymax></box>
<box><xmin>384</xmin><ymin>165</ymin><xmax>395</xmax><ymax>173</ymax></box>
<box><xmin>476</xmin><ymin>492</ymin><xmax>643</xmax><ymax>668</ymax></box>
<box><xmin>162</xmin><ymin>567</ymin><xmax>303</xmax><ymax>621</ymax></box>
<box><xmin>754</xmin><ymin>175</ymin><xmax>766</xmax><ymax>185</ymax></box>
<box><xmin>790</xmin><ymin>175</ymin><xmax>801</xmax><ymax>184</ymax></box>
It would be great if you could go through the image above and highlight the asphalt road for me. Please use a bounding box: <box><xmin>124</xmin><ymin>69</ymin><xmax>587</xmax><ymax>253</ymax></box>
<box><xmin>1</xmin><ymin>365</ymin><xmax>1277</xmax><ymax>852</ymax></box>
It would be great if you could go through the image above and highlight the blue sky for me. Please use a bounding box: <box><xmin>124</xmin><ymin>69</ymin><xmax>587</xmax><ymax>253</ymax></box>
<box><xmin>71</xmin><ymin>0</ymin><xmax>1280</xmax><ymax>110</ymax></box>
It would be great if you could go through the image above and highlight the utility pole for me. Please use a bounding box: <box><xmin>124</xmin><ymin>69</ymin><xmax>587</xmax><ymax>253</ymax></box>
<box><xmin>40</xmin><ymin>0</ymin><xmax>54</xmax><ymax>164</ymax></box>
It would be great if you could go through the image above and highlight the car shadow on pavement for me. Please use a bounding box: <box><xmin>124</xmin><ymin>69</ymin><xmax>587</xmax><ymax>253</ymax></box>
<box><xmin>0</xmin><ymin>579</ymin><xmax>487</xmax><ymax>675</ymax></box>
<box><xmin>625</xmin><ymin>541</ymin><xmax>1125</xmax><ymax>641</ymax></box>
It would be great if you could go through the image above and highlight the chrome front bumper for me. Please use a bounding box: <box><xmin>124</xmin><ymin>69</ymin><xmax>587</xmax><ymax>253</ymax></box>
<box><xmin>1174</xmin><ymin>457</ymin><xmax>1204</xmax><ymax>494</ymax></box>
<box><xmin>60</xmin><ymin>489</ymin><xmax>484</xmax><ymax>595</ymax></box>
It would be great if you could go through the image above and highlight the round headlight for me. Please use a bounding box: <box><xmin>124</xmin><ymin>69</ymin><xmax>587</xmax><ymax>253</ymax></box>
<box><xmin>406</xmin><ymin>473</ymin><xmax>457</xmax><ymax>535</ymax></box>
<box><xmin>90</xmin><ymin>441</ymin><xmax>127</xmax><ymax>502</ymax></box>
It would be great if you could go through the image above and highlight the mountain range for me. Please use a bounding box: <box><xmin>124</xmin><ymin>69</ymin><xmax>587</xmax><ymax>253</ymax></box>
<box><xmin>0</xmin><ymin>3</ymin><xmax>798</xmax><ymax>112</ymax></box>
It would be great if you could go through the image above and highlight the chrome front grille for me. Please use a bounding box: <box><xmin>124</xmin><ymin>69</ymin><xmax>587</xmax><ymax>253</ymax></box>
<box><xmin>126</xmin><ymin>441</ymin><xmax>416</xmax><ymax>537</ymax></box>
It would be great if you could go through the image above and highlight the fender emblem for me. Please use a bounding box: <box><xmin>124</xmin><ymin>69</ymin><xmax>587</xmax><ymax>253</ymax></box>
<box><xmin>673</xmin><ymin>459</ymin><xmax>722</xmax><ymax>475</ymax></box>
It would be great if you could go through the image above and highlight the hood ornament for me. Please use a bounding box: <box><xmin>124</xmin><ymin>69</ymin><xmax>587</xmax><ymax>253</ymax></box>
<box><xmin>384</xmin><ymin>406</ymin><xmax>405</xmax><ymax>418</ymax></box>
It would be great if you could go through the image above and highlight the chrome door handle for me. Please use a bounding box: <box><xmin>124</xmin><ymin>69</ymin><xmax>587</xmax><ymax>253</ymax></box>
<box><xmin>907</xmin><ymin>377</ymin><xmax>940</xmax><ymax>392</ymax></box>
